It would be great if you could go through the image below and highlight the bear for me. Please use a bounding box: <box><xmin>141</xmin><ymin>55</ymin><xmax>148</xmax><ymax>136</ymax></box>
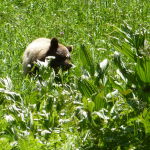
<box><xmin>23</xmin><ymin>38</ymin><xmax>72</xmax><ymax>75</ymax></box>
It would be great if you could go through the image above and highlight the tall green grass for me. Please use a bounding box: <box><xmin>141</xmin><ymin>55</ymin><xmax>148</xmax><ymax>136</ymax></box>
<box><xmin>0</xmin><ymin>0</ymin><xmax>150</xmax><ymax>149</ymax></box>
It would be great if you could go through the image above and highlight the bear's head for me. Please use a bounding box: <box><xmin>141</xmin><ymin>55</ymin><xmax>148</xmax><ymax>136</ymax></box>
<box><xmin>47</xmin><ymin>38</ymin><xmax>72</xmax><ymax>72</ymax></box>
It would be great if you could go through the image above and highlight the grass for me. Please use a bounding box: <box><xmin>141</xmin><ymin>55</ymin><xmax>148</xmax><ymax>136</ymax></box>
<box><xmin>0</xmin><ymin>0</ymin><xmax>150</xmax><ymax>149</ymax></box>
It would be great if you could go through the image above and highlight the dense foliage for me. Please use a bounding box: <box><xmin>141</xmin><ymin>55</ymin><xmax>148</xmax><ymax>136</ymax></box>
<box><xmin>0</xmin><ymin>0</ymin><xmax>150</xmax><ymax>149</ymax></box>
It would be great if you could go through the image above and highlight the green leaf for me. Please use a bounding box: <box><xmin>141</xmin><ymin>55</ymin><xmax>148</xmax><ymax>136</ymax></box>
<box><xmin>121</xmin><ymin>89</ymin><xmax>132</xmax><ymax>96</ymax></box>
<box><xmin>141</xmin><ymin>108</ymin><xmax>150</xmax><ymax>134</ymax></box>
<box><xmin>113</xmin><ymin>51</ymin><xmax>136</xmax><ymax>83</ymax></box>
<box><xmin>94</xmin><ymin>91</ymin><xmax>106</xmax><ymax>111</ymax></box>
<box><xmin>134</xmin><ymin>33</ymin><xmax>145</xmax><ymax>52</ymax></box>
<box><xmin>80</xmin><ymin>44</ymin><xmax>95</xmax><ymax>76</ymax></box>
<box><xmin>109</xmin><ymin>77</ymin><xmax>124</xmax><ymax>92</ymax></box>
<box><xmin>0</xmin><ymin>138</ymin><xmax>12</xmax><ymax>150</ymax></box>
<box><xmin>110</xmin><ymin>24</ymin><xmax>136</xmax><ymax>61</ymax></box>
<box><xmin>113</xmin><ymin>41</ymin><xmax>136</xmax><ymax>61</ymax></box>
<box><xmin>136</xmin><ymin>57</ymin><xmax>150</xmax><ymax>83</ymax></box>
<box><xmin>82</xmin><ymin>97</ymin><xmax>95</xmax><ymax>112</ymax></box>
<box><xmin>78</xmin><ymin>78</ymin><xmax>98</xmax><ymax>98</ymax></box>
<box><xmin>111</xmin><ymin>24</ymin><xmax>147</xmax><ymax>61</ymax></box>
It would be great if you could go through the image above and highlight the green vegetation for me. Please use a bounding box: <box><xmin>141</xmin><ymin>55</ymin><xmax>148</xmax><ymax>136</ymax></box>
<box><xmin>0</xmin><ymin>0</ymin><xmax>150</xmax><ymax>149</ymax></box>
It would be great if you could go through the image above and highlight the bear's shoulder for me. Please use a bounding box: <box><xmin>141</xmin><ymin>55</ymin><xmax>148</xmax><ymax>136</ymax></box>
<box><xmin>27</xmin><ymin>38</ymin><xmax>50</xmax><ymax>49</ymax></box>
<box><xmin>25</xmin><ymin>38</ymin><xmax>50</xmax><ymax>54</ymax></box>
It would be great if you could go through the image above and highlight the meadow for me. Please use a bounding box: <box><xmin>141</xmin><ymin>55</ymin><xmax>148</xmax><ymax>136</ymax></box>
<box><xmin>0</xmin><ymin>0</ymin><xmax>150</xmax><ymax>149</ymax></box>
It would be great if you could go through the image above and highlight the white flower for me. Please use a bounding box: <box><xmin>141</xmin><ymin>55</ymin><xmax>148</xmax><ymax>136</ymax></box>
<box><xmin>4</xmin><ymin>115</ymin><xmax>15</xmax><ymax>122</ymax></box>
<box><xmin>41</xmin><ymin>130</ymin><xmax>51</xmax><ymax>136</ymax></box>
<box><xmin>106</xmin><ymin>90</ymin><xmax>119</xmax><ymax>99</ymax></box>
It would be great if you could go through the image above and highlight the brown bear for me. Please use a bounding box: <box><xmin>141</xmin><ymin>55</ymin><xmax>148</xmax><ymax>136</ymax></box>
<box><xmin>23</xmin><ymin>38</ymin><xmax>72</xmax><ymax>75</ymax></box>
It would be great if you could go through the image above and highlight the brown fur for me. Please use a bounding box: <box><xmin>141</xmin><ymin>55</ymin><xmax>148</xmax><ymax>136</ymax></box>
<box><xmin>23</xmin><ymin>38</ymin><xmax>72</xmax><ymax>75</ymax></box>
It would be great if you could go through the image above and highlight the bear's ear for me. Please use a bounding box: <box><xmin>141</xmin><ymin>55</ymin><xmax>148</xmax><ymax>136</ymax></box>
<box><xmin>51</xmin><ymin>38</ymin><xmax>58</xmax><ymax>48</ymax></box>
<box><xmin>67</xmin><ymin>46</ymin><xmax>73</xmax><ymax>52</ymax></box>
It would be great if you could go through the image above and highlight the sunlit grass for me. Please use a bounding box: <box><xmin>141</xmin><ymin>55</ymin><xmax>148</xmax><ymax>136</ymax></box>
<box><xmin>0</xmin><ymin>0</ymin><xmax>150</xmax><ymax>149</ymax></box>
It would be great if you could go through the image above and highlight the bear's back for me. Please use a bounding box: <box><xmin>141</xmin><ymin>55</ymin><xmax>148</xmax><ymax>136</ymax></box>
<box><xmin>23</xmin><ymin>38</ymin><xmax>51</xmax><ymax>62</ymax></box>
<box><xmin>23</xmin><ymin>38</ymin><xmax>51</xmax><ymax>74</ymax></box>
